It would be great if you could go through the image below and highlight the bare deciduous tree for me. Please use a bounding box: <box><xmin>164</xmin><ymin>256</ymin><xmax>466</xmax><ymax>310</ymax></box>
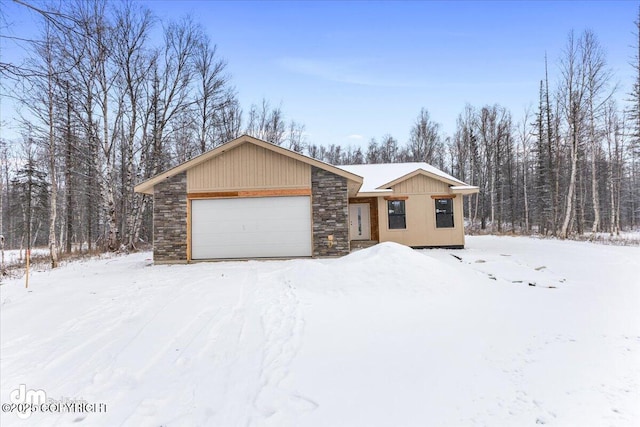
<box><xmin>408</xmin><ymin>108</ymin><xmax>443</xmax><ymax>165</ymax></box>
<box><xmin>559</xmin><ymin>31</ymin><xmax>587</xmax><ymax>239</ymax></box>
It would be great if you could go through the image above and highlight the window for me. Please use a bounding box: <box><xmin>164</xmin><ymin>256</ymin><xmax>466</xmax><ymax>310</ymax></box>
<box><xmin>387</xmin><ymin>200</ymin><xmax>406</xmax><ymax>229</ymax></box>
<box><xmin>435</xmin><ymin>198</ymin><xmax>454</xmax><ymax>228</ymax></box>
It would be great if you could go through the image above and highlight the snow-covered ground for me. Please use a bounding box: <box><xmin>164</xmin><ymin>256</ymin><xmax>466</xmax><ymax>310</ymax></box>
<box><xmin>1</xmin><ymin>248</ymin><xmax>50</xmax><ymax>265</ymax></box>
<box><xmin>1</xmin><ymin>236</ymin><xmax>638</xmax><ymax>426</ymax></box>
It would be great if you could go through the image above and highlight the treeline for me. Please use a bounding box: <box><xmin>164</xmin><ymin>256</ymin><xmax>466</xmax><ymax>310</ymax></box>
<box><xmin>0</xmin><ymin>1</ymin><xmax>639</xmax><ymax>268</ymax></box>
<box><xmin>0</xmin><ymin>0</ymin><xmax>306</xmax><ymax>264</ymax></box>
<box><xmin>306</xmin><ymin>30</ymin><xmax>639</xmax><ymax>239</ymax></box>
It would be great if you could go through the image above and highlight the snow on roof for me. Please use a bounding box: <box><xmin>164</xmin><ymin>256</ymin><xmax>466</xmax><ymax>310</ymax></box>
<box><xmin>450</xmin><ymin>185</ymin><xmax>478</xmax><ymax>191</ymax></box>
<box><xmin>339</xmin><ymin>162</ymin><xmax>465</xmax><ymax>193</ymax></box>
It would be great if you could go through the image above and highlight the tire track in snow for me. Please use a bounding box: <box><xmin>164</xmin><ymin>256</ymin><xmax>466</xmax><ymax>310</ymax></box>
<box><xmin>250</xmin><ymin>268</ymin><xmax>317</xmax><ymax>426</ymax></box>
<box><xmin>1</xmin><ymin>273</ymin><xmax>176</xmax><ymax>393</ymax></box>
<box><xmin>97</xmin><ymin>268</ymin><xmax>265</xmax><ymax>426</ymax></box>
<box><xmin>194</xmin><ymin>267</ymin><xmax>274</xmax><ymax>427</ymax></box>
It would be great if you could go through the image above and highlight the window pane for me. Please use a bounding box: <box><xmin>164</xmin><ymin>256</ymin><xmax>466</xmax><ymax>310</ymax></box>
<box><xmin>388</xmin><ymin>200</ymin><xmax>405</xmax><ymax>214</ymax></box>
<box><xmin>388</xmin><ymin>200</ymin><xmax>406</xmax><ymax>229</ymax></box>
<box><xmin>389</xmin><ymin>214</ymin><xmax>406</xmax><ymax>229</ymax></box>
<box><xmin>435</xmin><ymin>198</ymin><xmax>454</xmax><ymax>228</ymax></box>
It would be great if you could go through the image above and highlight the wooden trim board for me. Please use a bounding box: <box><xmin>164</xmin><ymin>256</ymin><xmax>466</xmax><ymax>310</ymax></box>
<box><xmin>188</xmin><ymin>188</ymin><xmax>312</xmax><ymax>199</ymax></box>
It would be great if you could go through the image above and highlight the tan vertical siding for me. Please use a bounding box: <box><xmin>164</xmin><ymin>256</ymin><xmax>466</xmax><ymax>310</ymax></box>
<box><xmin>375</xmin><ymin>173</ymin><xmax>465</xmax><ymax>247</ymax></box>
<box><xmin>187</xmin><ymin>142</ymin><xmax>311</xmax><ymax>192</ymax></box>
<box><xmin>391</xmin><ymin>174</ymin><xmax>449</xmax><ymax>193</ymax></box>
<box><xmin>376</xmin><ymin>195</ymin><xmax>465</xmax><ymax>247</ymax></box>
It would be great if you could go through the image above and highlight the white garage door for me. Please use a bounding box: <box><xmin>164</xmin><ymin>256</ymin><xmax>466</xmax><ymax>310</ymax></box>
<box><xmin>191</xmin><ymin>196</ymin><xmax>312</xmax><ymax>259</ymax></box>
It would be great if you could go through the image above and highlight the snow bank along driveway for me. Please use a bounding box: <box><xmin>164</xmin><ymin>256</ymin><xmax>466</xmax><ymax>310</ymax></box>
<box><xmin>1</xmin><ymin>236</ymin><xmax>638</xmax><ymax>426</ymax></box>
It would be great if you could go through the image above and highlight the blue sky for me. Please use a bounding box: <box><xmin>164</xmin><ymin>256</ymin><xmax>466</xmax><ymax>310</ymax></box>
<box><xmin>1</xmin><ymin>1</ymin><xmax>636</xmax><ymax>148</ymax></box>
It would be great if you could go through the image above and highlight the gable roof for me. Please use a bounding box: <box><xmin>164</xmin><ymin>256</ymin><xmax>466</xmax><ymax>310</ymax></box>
<box><xmin>134</xmin><ymin>135</ymin><xmax>364</xmax><ymax>195</ymax></box>
<box><xmin>339</xmin><ymin>162</ymin><xmax>469</xmax><ymax>193</ymax></box>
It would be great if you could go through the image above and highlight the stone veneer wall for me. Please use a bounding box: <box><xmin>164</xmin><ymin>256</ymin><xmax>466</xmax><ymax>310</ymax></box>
<box><xmin>311</xmin><ymin>167</ymin><xmax>349</xmax><ymax>257</ymax></box>
<box><xmin>153</xmin><ymin>172</ymin><xmax>187</xmax><ymax>263</ymax></box>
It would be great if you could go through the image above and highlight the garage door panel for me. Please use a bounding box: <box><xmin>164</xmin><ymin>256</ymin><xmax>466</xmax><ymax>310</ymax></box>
<box><xmin>191</xmin><ymin>196</ymin><xmax>312</xmax><ymax>259</ymax></box>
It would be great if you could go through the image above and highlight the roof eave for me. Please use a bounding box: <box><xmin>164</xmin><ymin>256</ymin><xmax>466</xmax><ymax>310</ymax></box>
<box><xmin>450</xmin><ymin>186</ymin><xmax>480</xmax><ymax>195</ymax></box>
<box><xmin>134</xmin><ymin>183</ymin><xmax>154</xmax><ymax>195</ymax></box>
<box><xmin>353</xmin><ymin>190</ymin><xmax>393</xmax><ymax>197</ymax></box>
<box><xmin>376</xmin><ymin>168</ymin><xmax>464</xmax><ymax>190</ymax></box>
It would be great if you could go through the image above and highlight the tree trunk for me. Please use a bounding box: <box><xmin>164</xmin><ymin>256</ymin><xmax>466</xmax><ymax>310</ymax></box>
<box><xmin>591</xmin><ymin>146</ymin><xmax>600</xmax><ymax>234</ymax></box>
<box><xmin>48</xmin><ymin>78</ymin><xmax>58</xmax><ymax>268</ymax></box>
<box><xmin>65</xmin><ymin>81</ymin><xmax>73</xmax><ymax>253</ymax></box>
<box><xmin>561</xmin><ymin>130</ymin><xmax>578</xmax><ymax>239</ymax></box>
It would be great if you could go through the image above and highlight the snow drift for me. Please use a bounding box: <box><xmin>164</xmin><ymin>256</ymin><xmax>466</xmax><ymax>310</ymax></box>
<box><xmin>1</xmin><ymin>236</ymin><xmax>638</xmax><ymax>426</ymax></box>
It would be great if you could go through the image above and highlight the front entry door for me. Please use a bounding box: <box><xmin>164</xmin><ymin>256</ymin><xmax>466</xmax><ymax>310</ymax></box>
<box><xmin>349</xmin><ymin>203</ymin><xmax>371</xmax><ymax>240</ymax></box>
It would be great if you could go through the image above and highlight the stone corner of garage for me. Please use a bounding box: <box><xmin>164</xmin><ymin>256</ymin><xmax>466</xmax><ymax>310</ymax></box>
<box><xmin>152</xmin><ymin>172</ymin><xmax>188</xmax><ymax>262</ymax></box>
<box><xmin>311</xmin><ymin>166</ymin><xmax>350</xmax><ymax>258</ymax></box>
